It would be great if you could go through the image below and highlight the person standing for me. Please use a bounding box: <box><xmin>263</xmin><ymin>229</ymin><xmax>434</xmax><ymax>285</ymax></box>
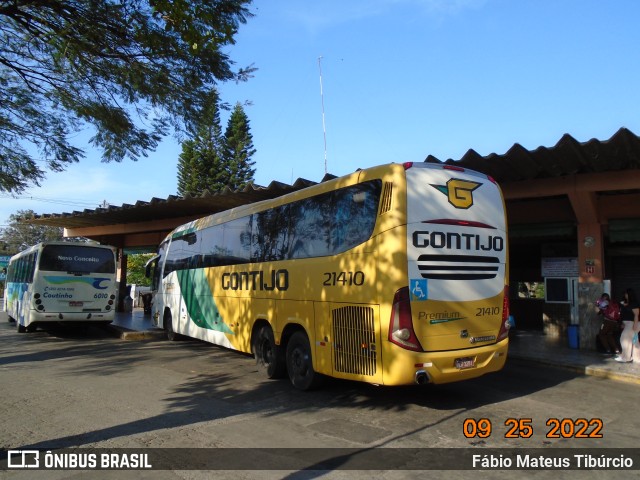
<box><xmin>616</xmin><ymin>289</ymin><xmax>640</xmax><ymax>364</ymax></box>
<box><xmin>596</xmin><ymin>293</ymin><xmax>621</xmax><ymax>355</ymax></box>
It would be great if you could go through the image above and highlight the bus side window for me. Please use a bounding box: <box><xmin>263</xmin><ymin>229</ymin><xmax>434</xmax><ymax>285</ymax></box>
<box><xmin>289</xmin><ymin>192</ymin><xmax>333</xmax><ymax>259</ymax></box>
<box><xmin>252</xmin><ymin>205</ymin><xmax>290</xmax><ymax>262</ymax></box>
<box><xmin>328</xmin><ymin>181</ymin><xmax>381</xmax><ymax>254</ymax></box>
<box><xmin>27</xmin><ymin>253</ymin><xmax>37</xmax><ymax>282</ymax></box>
<box><xmin>220</xmin><ymin>217</ymin><xmax>252</xmax><ymax>265</ymax></box>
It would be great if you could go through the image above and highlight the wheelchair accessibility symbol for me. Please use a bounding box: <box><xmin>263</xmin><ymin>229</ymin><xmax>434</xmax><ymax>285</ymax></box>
<box><xmin>410</xmin><ymin>279</ymin><xmax>428</xmax><ymax>301</ymax></box>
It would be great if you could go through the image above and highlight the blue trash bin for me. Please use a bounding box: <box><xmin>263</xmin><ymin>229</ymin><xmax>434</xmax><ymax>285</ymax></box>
<box><xmin>567</xmin><ymin>324</ymin><xmax>579</xmax><ymax>349</ymax></box>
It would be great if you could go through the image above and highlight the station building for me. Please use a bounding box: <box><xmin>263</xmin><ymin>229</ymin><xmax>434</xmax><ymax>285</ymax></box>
<box><xmin>28</xmin><ymin>128</ymin><xmax>640</xmax><ymax>350</ymax></box>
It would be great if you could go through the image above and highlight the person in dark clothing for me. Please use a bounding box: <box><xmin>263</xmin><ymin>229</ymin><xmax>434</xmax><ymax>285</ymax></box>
<box><xmin>596</xmin><ymin>293</ymin><xmax>621</xmax><ymax>355</ymax></box>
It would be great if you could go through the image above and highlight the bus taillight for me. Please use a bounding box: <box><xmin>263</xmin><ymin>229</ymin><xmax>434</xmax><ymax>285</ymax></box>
<box><xmin>497</xmin><ymin>286</ymin><xmax>510</xmax><ymax>341</ymax></box>
<box><xmin>389</xmin><ymin>287</ymin><xmax>423</xmax><ymax>351</ymax></box>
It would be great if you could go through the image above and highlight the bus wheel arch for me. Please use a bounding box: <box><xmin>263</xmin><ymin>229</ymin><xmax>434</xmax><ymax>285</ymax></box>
<box><xmin>251</xmin><ymin>321</ymin><xmax>286</xmax><ymax>379</ymax></box>
<box><xmin>285</xmin><ymin>329</ymin><xmax>324</xmax><ymax>391</ymax></box>
<box><xmin>164</xmin><ymin>308</ymin><xmax>180</xmax><ymax>341</ymax></box>
<box><xmin>15</xmin><ymin>300</ymin><xmax>26</xmax><ymax>333</ymax></box>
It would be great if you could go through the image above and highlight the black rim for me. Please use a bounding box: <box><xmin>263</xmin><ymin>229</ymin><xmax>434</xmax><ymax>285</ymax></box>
<box><xmin>261</xmin><ymin>338</ymin><xmax>274</xmax><ymax>366</ymax></box>
<box><xmin>290</xmin><ymin>343</ymin><xmax>310</xmax><ymax>380</ymax></box>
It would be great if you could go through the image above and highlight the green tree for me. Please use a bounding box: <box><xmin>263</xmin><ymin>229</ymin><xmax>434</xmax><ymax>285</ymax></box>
<box><xmin>177</xmin><ymin>92</ymin><xmax>225</xmax><ymax>195</ymax></box>
<box><xmin>176</xmin><ymin>141</ymin><xmax>198</xmax><ymax>196</ymax></box>
<box><xmin>223</xmin><ymin>102</ymin><xmax>256</xmax><ymax>190</ymax></box>
<box><xmin>126</xmin><ymin>253</ymin><xmax>154</xmax><ymax>286</ymax></box>
<box><xmin>0</xmin><ymin>0</ymin><xmax>254</xmax><ymax>193</ymax></box>
<box><xmin>0</xmin><ymin>210</ymin><xmax>64</xmax><ymax>253</ymax></box>
<box><xmin>177</xmin><ymin>97</ymin><xmax>255</xmax><ymax>195</ymax></box>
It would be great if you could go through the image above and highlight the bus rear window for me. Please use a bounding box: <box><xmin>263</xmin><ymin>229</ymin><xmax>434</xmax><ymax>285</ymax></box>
<box><xmin>39</xmin><ymin>245</ymin><xmax>115</xmax><ymax>274</ymax></box>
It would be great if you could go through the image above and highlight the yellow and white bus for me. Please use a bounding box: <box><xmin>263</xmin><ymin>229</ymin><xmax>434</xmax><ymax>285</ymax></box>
<box><xmin>4</xmin><ymin>241</ymin><xmax>118</xmax><ymax>332</ymax></box>
<box><xmin>147</xmin><ymin>162</ymin><xmax>510</xmax><ymax>389</ymax></box>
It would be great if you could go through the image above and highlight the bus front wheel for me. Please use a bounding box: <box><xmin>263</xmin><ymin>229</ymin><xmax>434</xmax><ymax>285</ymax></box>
<box><xmin>164</xmin><ymin>311</ymin><xmax>180</xmax><ymax>341</ymax></box>
<box><xmin>253</xmin><ymin>325</ymin><xmax>286</xmax><ymax>379</ymax></box>
<box><xmin>286</xmin><ymin>331</ymin><xmax>323</xmax><ymax>390</ymax></box>
<box><xmin>16</xmin><ymin>321</ymin><xmax>26</xmax><ymax>333</ymax></box>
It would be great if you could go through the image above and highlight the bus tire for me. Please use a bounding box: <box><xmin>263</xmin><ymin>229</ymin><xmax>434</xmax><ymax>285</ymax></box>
<box><xmin>16</xmin><ymin>321</ymin><xmax>26</xmax><ymax>333</ymax></box>
<box><xmin>253</xmin><ymin>325</ymin><xmax>286</xmax><ymax>379</ymax></box>
<box><xmin>286</xmin><ymin>331</ymin><xmax>323</xmax><ymax>390</ymax></box>
<box><xmin>164</xmin><ymin>311</ymin><xmax>180</xmax><ymax>341</ymax></box>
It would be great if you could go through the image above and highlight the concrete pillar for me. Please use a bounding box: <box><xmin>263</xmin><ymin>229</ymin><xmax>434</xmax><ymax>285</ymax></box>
<box><xmin>116</xmin><ymin>249</ymin><xmax>128</xmax><ymax>312</ymax></box>
<box><xmin>576</xmin><ymin>223</ymin><xmax>605</xmax><ymax>350</ymax></box>
<box><xmin>578</xmin><ymin>282</ymin><xmax>605</xmax><ymax>351</ymax></box>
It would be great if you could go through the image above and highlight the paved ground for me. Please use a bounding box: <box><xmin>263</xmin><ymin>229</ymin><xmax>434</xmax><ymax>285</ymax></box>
<box><xmin>109</xmin><ymin>309</ymin><xmax>640</xmax><ymax>386</ymax></box>
<box><xmin>1</xmin><ymin>309</ymin><xmax>639</xmax><ymax>480</ymax></box>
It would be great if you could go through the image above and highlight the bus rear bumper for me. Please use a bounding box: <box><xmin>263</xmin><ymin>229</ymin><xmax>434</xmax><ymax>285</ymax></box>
<box><xmin>384</xmin><ymin>339</ymin><xmax>509</xmax><ymax>386</ymax></box>
<box><xmin>28</xmin><ymin>312</ymin><xmax>115</xmax><ymax>324</ymax></box>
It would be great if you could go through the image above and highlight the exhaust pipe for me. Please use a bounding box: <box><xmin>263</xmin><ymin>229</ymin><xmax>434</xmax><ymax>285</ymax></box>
<box><xmin>415</xmin><ymin>370</ymin><xmax>429</xmax><ymax>385</ymax></box>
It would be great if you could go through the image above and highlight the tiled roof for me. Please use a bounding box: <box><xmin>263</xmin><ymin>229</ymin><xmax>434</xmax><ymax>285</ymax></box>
<box><xmin>425</xmin><ymin>127</ymin><xmax>640</xmax><ymax>181</ymax></box>
<box><xmin>29</xmin><ymin>177</ymin><xmax>331</xmax><ymax>228</ymax></box>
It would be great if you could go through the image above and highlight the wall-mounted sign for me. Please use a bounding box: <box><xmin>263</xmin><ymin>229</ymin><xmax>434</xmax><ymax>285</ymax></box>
<box><xmin>541</xmin><ymin>257</ymin><xmax>579</xmax><ymax>277</ymax></box>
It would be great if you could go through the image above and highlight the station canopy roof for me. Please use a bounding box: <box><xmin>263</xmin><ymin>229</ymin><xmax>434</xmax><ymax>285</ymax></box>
<box><xmin>29</xmin><ymin>176</ymin><xmax>331</xmax><ymax>229</ymax></box>
<box><xmin>28</xmin><ymin>127</ymin><xmax>640</xmax><ymax>229</ymax></box>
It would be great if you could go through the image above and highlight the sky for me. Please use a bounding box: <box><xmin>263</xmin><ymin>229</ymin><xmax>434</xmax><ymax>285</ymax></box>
<box><xmin>2</xmin><ymin>0</ymin><xmax>640</xmax><ymax>227</ymax></box>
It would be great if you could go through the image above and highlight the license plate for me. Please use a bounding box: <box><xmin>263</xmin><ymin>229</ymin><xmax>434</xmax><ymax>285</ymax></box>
<box><xmin>69</xmin><ymin>301</ymin><xmax>83</xmax><ymax>307</ymax></box>
<box><xmin>455</xmin><ymin>357</ymin><xmax>476</xmax><ymax>370</ymax></box>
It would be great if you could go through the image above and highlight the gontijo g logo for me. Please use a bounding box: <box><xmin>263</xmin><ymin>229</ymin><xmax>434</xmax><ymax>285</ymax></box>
<box><xmin>431</xmin><ymin>179</ymin><xmax>481</xmax><ymax>209</ymax></box>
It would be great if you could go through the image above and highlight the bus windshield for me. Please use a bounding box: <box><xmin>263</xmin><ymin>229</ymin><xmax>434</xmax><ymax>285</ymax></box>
<box><xmin>39</xmin><ymin>244</ymin><xmax>116</xmax><ymax>274</ymax></box>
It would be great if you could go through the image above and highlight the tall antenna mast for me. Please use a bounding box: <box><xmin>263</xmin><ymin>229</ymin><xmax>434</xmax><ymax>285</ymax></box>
<box><xmin>318</xmin><ymin>56</ymin><xmax>328</xmax><ymax>175</ymax></box>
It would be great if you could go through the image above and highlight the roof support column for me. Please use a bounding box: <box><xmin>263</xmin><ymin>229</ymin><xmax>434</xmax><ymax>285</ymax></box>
<box><xmin>576</xmin><ymin>222</ymin><xmax>606</xmax><ymax>351</ymax></box>
<box><xmin>567</xmin><ymin>187</ymin><xmax>604</xmax><ymax>282</ymax></box>
<box><xmin>577</xmin><ymin>222</ymin><xmax>604</xmax><ymax>283</ymax></box>
<box><xmin>566</xmin><ymin>186</ymin><xmax>607</xmax><ymax>349</ymax></box>
<box><xmin>116</xmin><ymin>249</ymin><xmax>128</xmax><ymax>312</ymax></box>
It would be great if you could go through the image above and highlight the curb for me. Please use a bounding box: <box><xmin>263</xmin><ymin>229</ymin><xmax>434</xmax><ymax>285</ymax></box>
<box><xmin>106</xmin><ymin>325</ymin><xmax>166</xmax><ymax>341</ymax></box>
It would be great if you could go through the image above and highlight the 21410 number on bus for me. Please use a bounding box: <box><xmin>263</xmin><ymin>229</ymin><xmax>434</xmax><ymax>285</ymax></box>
<box><xmin>322</xmin><ymin>271</ymin><xmax>365</xmax><ymax>287</ymax></box>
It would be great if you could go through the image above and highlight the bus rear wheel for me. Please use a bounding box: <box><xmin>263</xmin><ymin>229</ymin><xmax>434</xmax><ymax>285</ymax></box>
<box><xmin>253</xmin><ymin>325</ymin><xmax>286</xmax><ymax>379</ymax></box>
<box><xmin>286</xmin><ymin>331</ymin><xmax>323</xmax><ymax>390</ymax></box>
